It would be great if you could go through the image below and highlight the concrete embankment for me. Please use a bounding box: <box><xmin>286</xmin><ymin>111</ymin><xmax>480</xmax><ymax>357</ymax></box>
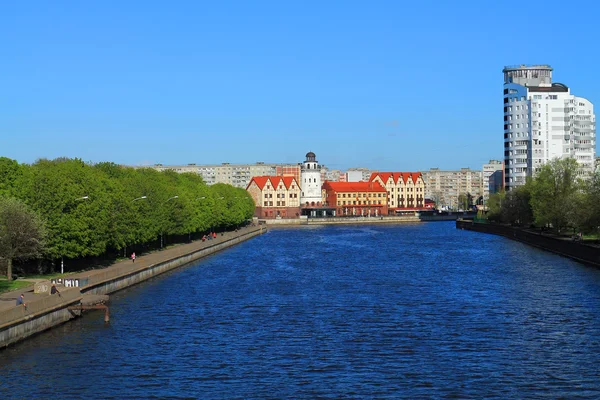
<box><xmin>0</xmin><ymin>225</ymin><xmax>266</xmax><ymax>348</ymax></box>
<box><xmin>80</xmin><ymin>226</ymin><xmax>265</xmax><ymax>295</ymax></box>
<box><xmin>456</xmin><ymin>219</ymin><xmax>600</xmax><ymax>268</ymax></box>
<box><xmin>263</xmin><ymin>213</ymin><xmax>468</xmax><ymax>226</ymax></box>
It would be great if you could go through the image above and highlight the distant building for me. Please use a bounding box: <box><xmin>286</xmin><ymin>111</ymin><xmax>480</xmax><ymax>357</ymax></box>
<box><xmin>482</xmin><ymin>160</ymin><xmax>504</xmax><ymax>199</ymax></box>
<box><xmin>369</xmin><ymin>172</ymin><xmax>425</xmax><ymax>213</ymax></box>
<box><xmin>346</xmin><ymin>168</ymin><xmax>372</xmax><ymax>182</ymax></box>
<box><xmin>503</xmin><ymin>64</ymin><xmax>596</xmax><ymax>190</ymax></box>
<box><xmin>322</xmin><ymin>181</ymin><xmax>388</xmax><ymax>217</ymax></box>
<box><xmin>325</xmin><ymin>169</ymin><xmax>346</xmax><ymax>182</ymax></box>
<box><xmin>275</xmin><ymin>164</ymin><xmax>301</xmax><ymax>182</ymax></box>
<box><xmin>421</xmin><ymin>168</ymin><xmax>483</xmax><ymax>210</ymax></box>
<box><xmin>144</xmin><ymin>162</ymin><xmax>300</xmax><ymax>188</ymax></box>
<box><xmin>246</xmin><ymin>176</ymin><xmax>301</xmax><ymax>219</ymax></box>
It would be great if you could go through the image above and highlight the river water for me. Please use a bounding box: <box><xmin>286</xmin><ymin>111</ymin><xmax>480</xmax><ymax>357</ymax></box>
<box><xmin>1</xmin><ymin>222</ymin><xmax>600</xmax><ymax>399</ymax></box>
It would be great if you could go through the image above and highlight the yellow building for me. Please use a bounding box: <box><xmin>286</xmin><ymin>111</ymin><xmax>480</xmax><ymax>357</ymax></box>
<box><xmin>369</xmin><ymin>172</ymin><xmax>425</xmax><ymax>212</ymax></box>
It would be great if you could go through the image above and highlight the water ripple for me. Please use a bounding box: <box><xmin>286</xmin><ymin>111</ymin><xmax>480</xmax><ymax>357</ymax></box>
<box><xmin>1</xmin><ymin>222</ymin><xmax>600</xmax><ymax>399</ymax></box>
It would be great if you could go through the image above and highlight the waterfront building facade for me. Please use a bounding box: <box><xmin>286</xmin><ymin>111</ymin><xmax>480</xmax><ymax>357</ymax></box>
<box><xmin>300</xmin><ymin>152</ymin><xmax>324</xmax><ymax>207</ymax></box>
<box><xmin>322</xmin><ymin>181</ymin><xmax>388</xmax><ymax>217</ymax></box>
<box><xmin>421</xmin><ymin>168</ymin><xmax>483</xmax><ymax>210</ymax></box>
<box><xmin>503</xmin><ymin>65</ymin><xmax>596</xmax><ymax>191</ymax></box>
<box><xmin>246</xmin><ymin>176</ymin><xmax>301</xmax><ymax>218</ymax></box>
<box><xmin>368</xmin><ymin>172</ymin><xmax>426</xmax><ymax>213</ymax></box>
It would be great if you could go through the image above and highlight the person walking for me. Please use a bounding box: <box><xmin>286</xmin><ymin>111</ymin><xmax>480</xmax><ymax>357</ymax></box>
<box><xmin>16</xmin><ymin>294</ymin><xmax>26</xmax><ymax>309</ymax></box>
<box><xmin>131</xmin><ymin>252</ymin><xmax>136</xmax><ymax>263</ymax></box>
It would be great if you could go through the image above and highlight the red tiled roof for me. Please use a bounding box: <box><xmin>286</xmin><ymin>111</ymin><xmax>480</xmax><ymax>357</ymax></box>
<box><xmin>247</xmin><ymin>176</ymin><xmax>298</xmax><ymax>190</ymax></box>
<box><xmin>323</xmin><ymin>181</ymin><xmax>386</xmax><ymax>193</ymax></box>
<box><xmin>370</xmin><ymin>172</ymin><xmax>423</xmax><ymax>184</ymax></box>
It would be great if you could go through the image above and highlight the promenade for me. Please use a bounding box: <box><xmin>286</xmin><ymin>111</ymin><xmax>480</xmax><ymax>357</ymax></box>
<box><xmin>0</xmin><ymin>225</ymin><xmax>262</xmax><ymax>314</ymax></box>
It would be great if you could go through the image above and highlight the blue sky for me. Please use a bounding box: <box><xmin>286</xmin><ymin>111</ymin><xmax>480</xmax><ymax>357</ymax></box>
<box><xmin>1</xmin><ymin>1</ymin><xmax>598</xmax><ymax>171</ymax></box>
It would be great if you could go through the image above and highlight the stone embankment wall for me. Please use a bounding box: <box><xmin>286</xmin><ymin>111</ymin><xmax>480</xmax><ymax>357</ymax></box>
<box><xmin>82</xmin><ymin>227</ymin><xmax>265</xmax><ymax>295</ymax></box>
<box><xmin>262</xmin><ymin>213</ymin><xmax>468</xmax><ymax>225</ymax></box>
<box><xmin>0</xmin><ymin>288</ymin><xmax>82</xmax><ymax>348</ymax></box>
<box><xmin>456</xmin><ymin>219</ymin><xmax>600</xmax><ymax>267</ymax></box>
<box><xmin>0</xmin><ymin>226</ymin><xmax>266</xmax><ymax>348</ymax></box>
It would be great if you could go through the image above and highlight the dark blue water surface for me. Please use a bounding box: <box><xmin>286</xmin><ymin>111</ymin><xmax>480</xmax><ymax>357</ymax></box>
<box><xmin>2</xmin><ymin>222</ymin><xmax>600</xmax><ymax>399</ymax></box>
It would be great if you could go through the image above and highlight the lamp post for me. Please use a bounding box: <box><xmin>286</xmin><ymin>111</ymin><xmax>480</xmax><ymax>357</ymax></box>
<box><xmin>161</xmin><ymin>196</ymin><xmax>179</xmax><ymax>248</ymax></box>
<box><xmin>61</xmin><ymin>196</ymin><xmax>90</xmax><ymax>275</ymax></box>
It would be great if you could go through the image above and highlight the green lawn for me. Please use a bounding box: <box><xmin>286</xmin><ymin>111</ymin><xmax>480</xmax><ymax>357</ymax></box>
<box><xmin>0</xmin><ymin>272</ymin><xmax>70</xmax><ymax>294</ymax></box>
<box><xmin>0</xmin><ymin>279</ymin><xmax>34</xmax><ymax>294</ymax></box>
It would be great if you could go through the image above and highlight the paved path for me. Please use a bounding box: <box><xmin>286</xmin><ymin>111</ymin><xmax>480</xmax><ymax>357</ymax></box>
<box><xmin>0</xmin><ymin>225</ymin><xmax>262</xmax><ymax>313</ymax></box>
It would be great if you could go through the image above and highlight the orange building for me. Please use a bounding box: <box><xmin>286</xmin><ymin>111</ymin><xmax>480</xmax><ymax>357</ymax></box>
<box><xmin>369</xmin><ymin>172</ymin><xmax>426</xmax><ymax>213</ymax></box>
<box><xmin>322</xmin><ymin>181</ymin><xmax>388</xmax><ymax>217</ymax></box>
<box><xmin>246</xmin><ymin>176</ymin><xmax>301</xmax><ymax>218</ymax></box>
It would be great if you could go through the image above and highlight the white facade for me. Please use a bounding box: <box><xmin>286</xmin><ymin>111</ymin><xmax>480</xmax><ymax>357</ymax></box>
<box><xmin>503</xmin><ymin>65</ymin><xmax>596</xmax><ymax>190</ymax></box>
<box><xmin>300</xmin><ymin>152</ymin><xmax>323</xmax><ymax>206</ymax></box>
<box><xmin>346</xmin><ymin>168</ymin><xmax>372</xmax><ymax>182</ymax></box>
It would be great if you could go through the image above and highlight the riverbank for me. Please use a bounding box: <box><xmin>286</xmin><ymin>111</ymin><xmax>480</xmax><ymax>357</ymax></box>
<box><xmin>0</xmin><ymin>225</ymin><xmax>266</xmax><ymax>348</ymax></box>
<box><xmin>263</xmin><ymin>212</ymin><xmax>472</xmax><ymax>226</ymax></box>
<box><xmin>456</xmin><ymin>219</ymin><xmax>600</xmax><ymax>268</ymax></box>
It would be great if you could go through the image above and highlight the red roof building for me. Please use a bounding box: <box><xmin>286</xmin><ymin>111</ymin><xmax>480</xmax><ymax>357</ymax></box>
<box><xmin>322</xmin><ymin>181</ymin><xmax>388</xmax><ymax>217</ymax></box>
<box><xmin>369</xmin><ymin>172</ymin><xmax>426</xmax><ymax>213</ymax></box>
<box><xmin>246</xmin><ymin>176</ymin><xmax>301</xmax><ymax>218</ymax></box>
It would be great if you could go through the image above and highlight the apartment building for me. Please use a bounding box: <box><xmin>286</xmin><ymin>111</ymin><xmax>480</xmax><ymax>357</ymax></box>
<box><xmin>503</xmin><ymin>65</ymin><xmax>596</xmax><ymax>190</ymax></box>
<box><xmin>148</xmin><ymin>162</ymin><xmax>299</xmax><ymax>188</ymax></box>
<box><xmin>482</xmin><ymin>160</ymin><xmax>503</xmax><ymax>200</ymax></box>
<box><xmin>421</xmin><ymin>168</ymin><xmax>483</xmax><ymax>210</ymax></box>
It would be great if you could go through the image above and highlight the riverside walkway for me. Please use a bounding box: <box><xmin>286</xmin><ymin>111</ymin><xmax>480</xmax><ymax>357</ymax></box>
<box><xmin>0</xmin><ymin>225</ymin><xmax>264</xmax><ymax>314</ymax></box>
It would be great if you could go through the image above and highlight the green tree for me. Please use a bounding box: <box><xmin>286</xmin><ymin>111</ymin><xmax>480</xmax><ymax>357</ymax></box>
<box><xmin>0</xmin><ymin>157</ymin><xmax>22</xmax><ymax>197</ymax></box>
<box><xmin>530</xmin><ymin>158</ymin><xmax>581</xmax><ymax>232</ymax></box>
<box><xmin>501</xmin><ymin>183</ymin><xmax>533</xmax><ymax>226</ymax></box>
<box><xmin>485</xmin><ymin>191</ymin><xmax>505</xmax><ymax>222</ymax></box>
<box><xmin>0</xmin><ymin>197</ymin><xmax>46</xmax><ymax>280</ymax></box>
<box><xmin>572</xmin><ymin>171</ymin><xmax>600</xmax><ymax>234</ymax></box>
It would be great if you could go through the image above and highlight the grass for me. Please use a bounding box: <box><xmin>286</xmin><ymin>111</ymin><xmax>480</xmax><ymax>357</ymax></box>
<box><xmin>0</xmin><ymin>272</ymin><xmax>71</xmax><ymax>294</ymax></box>
<box><xmin>0</xmin><ymin>279</ymin><xmax>34</xmax><ymax>294</ymax></box>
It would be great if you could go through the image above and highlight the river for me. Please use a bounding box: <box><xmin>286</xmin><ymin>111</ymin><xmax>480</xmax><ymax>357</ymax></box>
<box><xmin>1</xmin><ymin>222</ymin><xmax>600</xmax><ymax>399</ymax></box>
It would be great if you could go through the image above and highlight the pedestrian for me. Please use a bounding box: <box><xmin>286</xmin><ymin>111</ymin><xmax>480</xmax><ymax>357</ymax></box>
<box><xmin>202</xmin><ymin>235</ymin><xmax>206</xmax><ymax>242</ymax></box>
<box><xmin>131</xmin><ymin>252</ymin><xmax>136</xmax><ymax>263</ymax></box>
<box><xmin>213</xmin><ymin>232</ymin><xmax>217</xmax><ymax>239</ymax></box>
<box><xmin>16</xmin><ymin>294</ymin><xmax>26</xmax><ymax>309</ymax></box>
<box><xmin>51</xmin><ymin>284</ymin><xmax>61</xmax><ymax>296</ymax></box>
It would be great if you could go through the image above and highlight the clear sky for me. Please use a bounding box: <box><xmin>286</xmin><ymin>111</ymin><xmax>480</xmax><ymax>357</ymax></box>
<box><xmin>2</xmin><ymin>1</ymin><xmax>598</xmax><ymax>171</ymax></box>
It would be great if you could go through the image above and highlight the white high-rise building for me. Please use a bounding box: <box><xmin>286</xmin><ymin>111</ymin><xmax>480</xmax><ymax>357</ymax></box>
<box><xmin>300</xmin><ymin>152</ymin><xmax>323</xmax><ymax>207</ymax></box>
<box><xmin>503</xmin><ymin>65</ymin><xmax>596</xmax><ymax>191</ymax></box>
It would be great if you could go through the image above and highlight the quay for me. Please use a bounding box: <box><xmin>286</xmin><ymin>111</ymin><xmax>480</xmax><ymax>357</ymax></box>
<box><xmin>456</xmin><ymin>219</ymin><xmax>600</xmax><ymax>268</ymax></box>
<box><xmin>0</xmin><ymin>225</ymin><xmax>266</xmax><ymax>348</ymax></box>
<box><xmin>262</xmin><ymin>212</ymin><xmax>474</xmax><ymax>226</ymax></box>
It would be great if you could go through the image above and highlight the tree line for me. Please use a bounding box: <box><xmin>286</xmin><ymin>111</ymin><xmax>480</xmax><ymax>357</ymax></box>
<box><xmin>0</xmin><ymin>157</ymin><xmax>255</xmax><ymax>279</ymax></box>
<box><xmin>485</xmin><ymin>158</ymin><xmax>600</xmax><ymax>235</ymax></box>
